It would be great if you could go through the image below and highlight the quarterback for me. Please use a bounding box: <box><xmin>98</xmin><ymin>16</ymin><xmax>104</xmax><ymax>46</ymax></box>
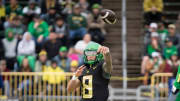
<box><xmin>67</xmin><ymin>42</ymin><xmax>113</xmax><ymax>101</ymax></box>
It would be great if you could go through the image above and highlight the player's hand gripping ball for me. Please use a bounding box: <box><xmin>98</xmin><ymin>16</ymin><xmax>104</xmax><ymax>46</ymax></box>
<box><xmin>100</xmin><ymin>9</ymin><xmax>117</xmax><ymax>24</ymax></box>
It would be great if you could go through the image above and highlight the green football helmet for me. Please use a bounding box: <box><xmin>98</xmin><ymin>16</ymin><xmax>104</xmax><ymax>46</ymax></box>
<box><xmin>83</xmin><ymin>42</ymin><xmax>104</xmax><ymax>65</ymax></box>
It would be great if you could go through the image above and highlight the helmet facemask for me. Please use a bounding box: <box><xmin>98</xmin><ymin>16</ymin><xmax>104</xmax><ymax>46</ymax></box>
<box><xmin>83</xmin><ymin>42</ymin><xmax>104</xmax><ymax>65</ymax></box>
<box><xmin>84</xmin><ymin>50</ymin><xmax>98</xmax><ymax>65</ymax></box>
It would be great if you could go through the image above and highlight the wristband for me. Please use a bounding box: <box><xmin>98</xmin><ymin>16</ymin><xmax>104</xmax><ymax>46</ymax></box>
<box><xmin>72</xmin><ymin>75</ymin><xmax>78</xmax><ymax>80</ymax></box>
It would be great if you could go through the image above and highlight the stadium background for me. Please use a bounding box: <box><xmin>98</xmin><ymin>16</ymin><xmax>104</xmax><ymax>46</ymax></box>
<box><xmin>0</xmin><ymin>0</ymin><xmax>179</xmax><ymax>101</ymax></box>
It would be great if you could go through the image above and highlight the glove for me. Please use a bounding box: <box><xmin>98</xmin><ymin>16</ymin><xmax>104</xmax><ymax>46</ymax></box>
<box><xmin>172</xmin><ymin>85</ymin><xmax>179</xmax><ymax>95</ymax></box>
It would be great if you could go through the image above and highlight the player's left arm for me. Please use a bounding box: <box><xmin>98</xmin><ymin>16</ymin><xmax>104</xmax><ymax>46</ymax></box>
<box><xmin>98</xmin><ymin>46</ymin><xmax>113</xmax><ymax>77</ymax></box>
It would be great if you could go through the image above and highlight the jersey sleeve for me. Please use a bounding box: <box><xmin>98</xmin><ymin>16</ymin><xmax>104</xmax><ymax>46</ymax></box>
<box><xmin>102</xmin><ymin>62</ymin><xmax>111</xmax><ymax>79</ymax></box>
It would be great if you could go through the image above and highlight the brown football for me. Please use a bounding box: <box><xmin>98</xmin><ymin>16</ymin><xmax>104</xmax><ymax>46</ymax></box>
<box><xmin>100</xmin><ymin>9</ymin><xmax>117</xmax><ymax>24</ymax></box>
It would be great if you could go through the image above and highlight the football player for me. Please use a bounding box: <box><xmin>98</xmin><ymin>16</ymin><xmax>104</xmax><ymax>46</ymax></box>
<box><xmin>171</xmin><ymin>65</ymin><xmax>180</xmax><ymax>101</ymax></box>
<box><xmin>67</xmin><ymin>42</ymin><xmax>113</xmax><ymax>101</ymax></box>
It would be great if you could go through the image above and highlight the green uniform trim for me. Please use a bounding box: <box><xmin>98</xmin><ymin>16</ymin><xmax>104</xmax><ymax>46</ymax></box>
<box><xmin>102</xmin><ymin>63</ymin><xmax>111</xmax><ymax>79</ymax></box>
<box><xmin>102</xmin><ymin>70</ymin><xmax>111</xmax><ymax>79</ymax></box>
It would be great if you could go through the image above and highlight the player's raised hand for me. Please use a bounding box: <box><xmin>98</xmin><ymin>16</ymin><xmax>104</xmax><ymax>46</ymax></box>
<box><xmin>97</xmin><ymin>46</ymin><xmax>110</xmax><ymax>55</ymax></box>
<box><xmin>75</xmin><ymin>65</ymin><xmax>86</xmax><ymax>77</ymax></box>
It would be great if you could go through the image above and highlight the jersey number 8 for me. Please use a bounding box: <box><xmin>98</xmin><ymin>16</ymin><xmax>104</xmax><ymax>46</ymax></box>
<box><xmin>82</xmin><ymin>75</ymin><xmax>93</xmax><ymax>98</ymax></box>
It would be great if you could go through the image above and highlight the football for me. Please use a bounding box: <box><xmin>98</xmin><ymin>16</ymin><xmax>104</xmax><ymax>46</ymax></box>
<box><xmin>100</xmin><ymin>9</ymin><xmax>117</xmax><ymax>24</ymax></box>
